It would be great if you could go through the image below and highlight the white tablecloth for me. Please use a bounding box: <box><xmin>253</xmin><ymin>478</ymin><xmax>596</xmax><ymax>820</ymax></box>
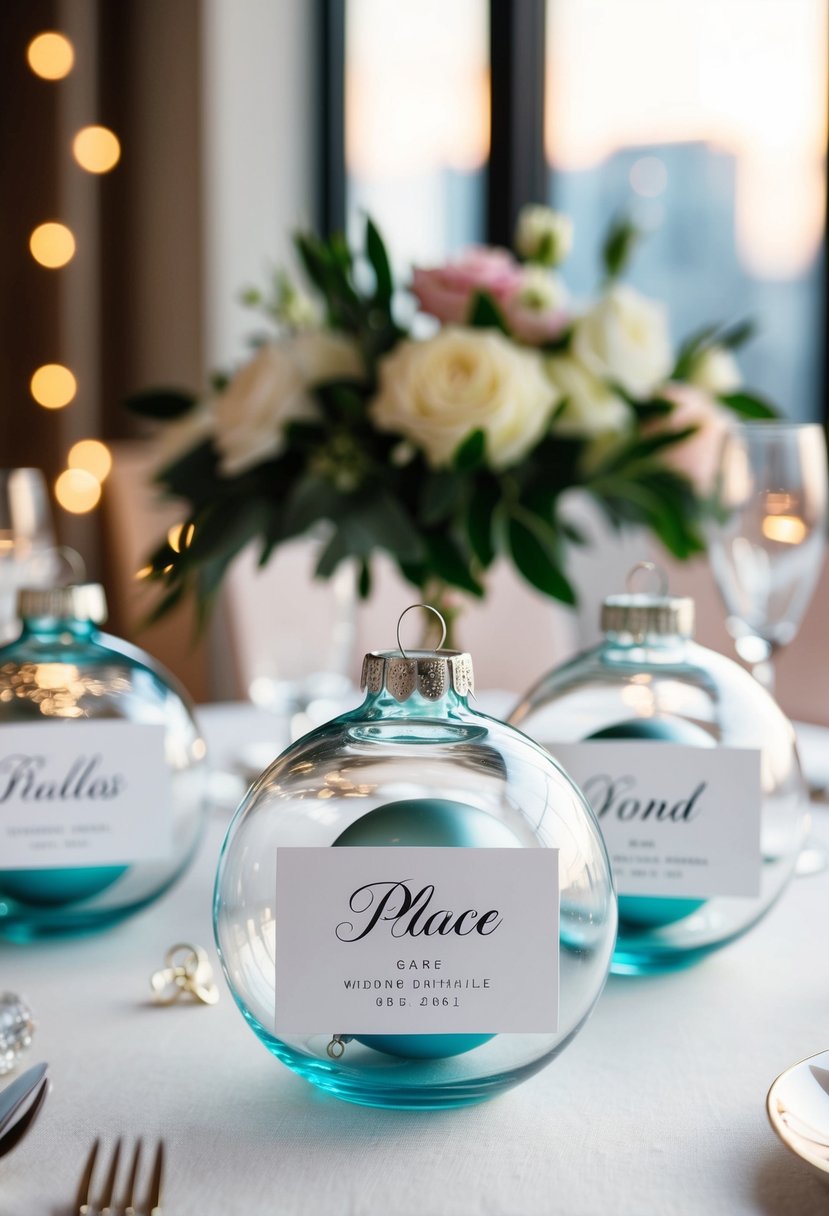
<box><xmin>2</xmin><ymin>702</ymin><xmax>829</xmax><ymax>1216</ymax></box>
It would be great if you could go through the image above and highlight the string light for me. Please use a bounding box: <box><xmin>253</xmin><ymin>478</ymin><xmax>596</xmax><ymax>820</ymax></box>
<box><xmin>55</xmin><ymin>469</ymin><xmax>101</xmax><ymax>514</ymax></box>
<box><xmin>30</xmin><ymin>363</ymin><xmax>76</xmax><ymax>409</ymax></box>
<box><xmin>68</xmin><ymin>439</ymin><xmax>112</xmax><ymax>482</ymax></box>
<box><xmin>27</xmin><ymin>32</ymin><xmax>74</xmax><ymax>80</ymax></box>
<box><xmin>29</xmin><ymin>222</ymin><xmax>76</xmax><ymax>268</ymax></box>
<box><xmin>73</xmin><ymin>125</ymin><xmax>121</xmax><ymax>174</ymax></box>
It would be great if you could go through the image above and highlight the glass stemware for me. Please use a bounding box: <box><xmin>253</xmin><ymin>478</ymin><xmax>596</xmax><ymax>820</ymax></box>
<box><xmin>709</xmin><ymin>421</ymin><xmax>828</xmax><ymax>874</ymax></box>
<box><xmin>708</xmin><ymin>422</ymin><xmax>828</xmax><ymax>694</ymax></box>
<box><xmin>0</xmin><ymin>469</ymin><xmax>58</xmax><ymax>644</ymax></box>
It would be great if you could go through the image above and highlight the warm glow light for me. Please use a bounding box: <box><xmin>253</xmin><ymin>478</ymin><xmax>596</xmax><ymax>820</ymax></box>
<box><xmin>55</xmin><ymin>469</ymin><xmax>101</xmax><ymax>514</ymax></box>
<box><xmin>30</xmin><ymin>222</ymin><xmax>76</xmax><ymax>268</ymax></box>
<box><xmin>72</xmin><ymin>125</ymin><xmax>121</xmax><ymax>174</ymax></box>
<box><xmin>27</xmin><ymin>32</ymin><xmax>74</xmax><ymax>80</ymax></box>
<box><xmin>546</xmin><ymin>0</ymin><xmax>827</xmax><ymax>278</ymax></box>
<box><xmin>68</xmin><ymin>439</ymin><xmax>112</xmax><ymax>483</ymax></box>
<box><xmin>761</xmin><ymin>514</ymin><xmax>808</xmax><ymax>544</ymax></box>
<box><xmin>167</xmin><ymin>522</ymin><xmax>195</xmax><ymax>553</ymax></box>
<box><xmin>30</xmin><ymin>363</ymin><xmax>76</xmax><ymax>409</ymax></box>
<box><xmin>135</xmin><ymin>565</ymin><xmax>153</xmax><ymax>581</ymax></box>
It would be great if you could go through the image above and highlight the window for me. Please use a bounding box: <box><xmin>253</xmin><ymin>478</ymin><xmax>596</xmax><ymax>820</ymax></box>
<box><xmin>545</xmin><ymin>0</ymin><xmax>827</xmax><ymax>420</ymax></box>
<box><xmin>328</xmin><ymin>0</ymin><xmax>827</xmax><ymax>418</ymax></box>
<box><xmin>341</xmin><ymin>0</ymin><xmax>489</xmax><ymax>271</ymax></box>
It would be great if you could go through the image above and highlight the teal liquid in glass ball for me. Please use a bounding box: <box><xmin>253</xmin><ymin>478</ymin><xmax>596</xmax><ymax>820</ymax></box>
<box><xmin>587</xmin><ymin>717</ymin><xmax>713</xmax><ymax>930</ymax></box>
<box><xmin>0</xmin><ymin>865</ymin><xmax>127</xmax><ymax>908</ymax></box>
<box><xmin>333</xmin><ymin>797</ymin><xmax>517</xmax><ymax>1059</ymax></box>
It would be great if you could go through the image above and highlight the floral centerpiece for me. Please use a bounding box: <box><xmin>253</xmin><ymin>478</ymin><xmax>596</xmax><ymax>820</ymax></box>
<box><xmin>128</xmin><ymin>206</ymin><xmax>773</xmax><ymax>638</ymax></box>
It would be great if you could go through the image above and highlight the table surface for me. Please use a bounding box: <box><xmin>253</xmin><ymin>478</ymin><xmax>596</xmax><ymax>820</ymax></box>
<box><xmin>2</xmin><ymin>700</ymin><xmax>829</xmax><ymax>1216</ymax></box>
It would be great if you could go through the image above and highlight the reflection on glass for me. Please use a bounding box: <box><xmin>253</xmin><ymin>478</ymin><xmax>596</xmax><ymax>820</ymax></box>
<box><xmin>546</xmin><ymin>0</ymin><xmax>827</xmax><ymax>420</ymax></box>
<box><xmin>345</xmin><ymin>0</ymin><xmax>489</xmax><ymax>272</ymax></box>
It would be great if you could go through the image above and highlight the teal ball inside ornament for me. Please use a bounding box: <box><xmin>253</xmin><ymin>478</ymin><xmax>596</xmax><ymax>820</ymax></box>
<box><xmin>333</xmin><ymin>798</ymin><xmax>521</xmax><ymax>851</ymax></box>
<box><xmin>0</xmin><ymin>865</ymin><xmax>127</xmax><ymax>908</ymax></box>
<box><xmin>587</xmin><ymin>717</ymin><xmax>713</xmax><ymax>930</ymax></box>
<box><xmin>588</xmin><ymin>718</ymin><xmax>714</xmax><ymax>745</ymax></box>
<box><xmin>333</xmin><ymin>798</ymin><xmax>515</xmax><ymax>1059</ymax></box>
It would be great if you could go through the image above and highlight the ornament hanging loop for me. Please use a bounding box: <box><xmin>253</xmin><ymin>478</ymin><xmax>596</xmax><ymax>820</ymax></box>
<box><xmin>396</xmin><ymin>603</ymin><xmax>447</xmax><ymax>658</ymax></box>
<box><xmin>624</xmin><ymin>561</ymin><xmax>669</xmax><ymax>597</ymax></box>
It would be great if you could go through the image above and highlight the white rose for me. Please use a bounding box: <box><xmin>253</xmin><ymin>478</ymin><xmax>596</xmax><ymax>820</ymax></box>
<box><xmin>687</xmin><ymin>344</ymin><xmax>741</xmax><ymax>395</ymax></box>
<box><xmin>572</xmin><ymin>283</ymin><xmax>673</xmax><ymax>400</ymax></box>
<box><xmin>515</xmin><ymin>206</ymin><xmax>574</xmax><ymax>266</ymax></box>
<box><xmin>546</xmin><ymin>355</ymin><xmax>631</xmax><ymax>437</ymax></box>
<box><xmin>371</xmin><ymin>327</ymin><xmax>558</xmax><ymax>470</ymax></box>
<box><xmin>214</xmin><ymin>334</ymin><xmax>363</xmax><ymax>478</ymax></box>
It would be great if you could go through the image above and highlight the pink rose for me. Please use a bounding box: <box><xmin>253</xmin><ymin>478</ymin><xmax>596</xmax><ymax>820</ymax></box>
<box><xmin>650</xmin><ymin>382</ymin><xmax>732</xmax><ymax>494</ymax></box>
<box><xmin>412</xmin><ymin>248</ymin><xmax>524</xmax><ymax>325</ymax></box>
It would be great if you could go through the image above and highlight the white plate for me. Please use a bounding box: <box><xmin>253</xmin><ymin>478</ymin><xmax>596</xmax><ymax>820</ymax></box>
<box><xmin>767</xmin><ymin>1048</ymin><xmax>829</xmax><ymax>1179</ymax></box>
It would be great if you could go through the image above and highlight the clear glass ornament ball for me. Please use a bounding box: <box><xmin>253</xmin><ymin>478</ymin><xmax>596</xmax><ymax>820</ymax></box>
<box><xmin>214</xmin><ymin>646</ymin><xmax>616</xmax><ymax>1111</ymax></box>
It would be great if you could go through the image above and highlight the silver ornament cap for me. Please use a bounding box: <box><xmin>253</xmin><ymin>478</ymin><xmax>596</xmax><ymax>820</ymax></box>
<box><xmin>17</xmin><ymin>583</ymin><xmax>108</xmax><ymax>624</ymax></box>
<box><xmin>361</xmin><ymin>604</ymin><xmax>475</xmax><ymax>702</ymax></box>
<box><xmin>601</xmin><ymin>562</ymin><xmax>694</xmax><ymax>640</ymax></box>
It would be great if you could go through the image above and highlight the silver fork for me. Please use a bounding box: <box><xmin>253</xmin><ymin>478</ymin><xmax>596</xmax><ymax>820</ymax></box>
<box><xmin>76</xmin><ymin>1137</ymin><xmax>164</xmax><ymax>1215</ymax></box>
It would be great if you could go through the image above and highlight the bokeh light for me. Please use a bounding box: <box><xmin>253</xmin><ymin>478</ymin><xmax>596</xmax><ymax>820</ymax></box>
<box><xmin>68</xmin><ymin>439</ymin><xmax>113</xmax><ymax>483</ymax></box>
<box><xmin>55</xmin><ymin>469</ymin><xmax>101</xmax><ymax>514</ymax></box>
<box><xmin>27</xmin><ymin>32</ymin><xmax>74</xmax><ymax>80</ymax></box>
<box><xmin>29</xmin><ymin>222</ymin><xmax>76</xmax><ymax>268</ymax></box>
<box><xmin>167</xmin><ymin>522</ymin><xmax>195</xmax><ymax>553</ymax></box>
<box><xmin>72</xmin><ymin>125</ymin><xmax>121</xmax><ymax>174</ymax></box>
<box><xmin>30</xmin><ymin>363</ymin><xmax>77</xmax><ymax>409</ymax></box>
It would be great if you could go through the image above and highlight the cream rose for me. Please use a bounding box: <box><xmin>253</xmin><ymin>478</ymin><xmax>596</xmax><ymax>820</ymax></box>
<box><xmin>572</xmin><ymin>283</ymin><xmax>673</xmax><ymax>400</ymax></box>
<box><xmin>371</xmin><ymin>327</ymin><xmax>558</xmax><ymax>470</ymax></box>
<box><xmin>214</xmin><ymin>334</ymin><xmax>363</xmax><ymax>478</ymax></box>
<box><xmin>687</xmin><ymin>344</ymin><xmax>741</xmax><ymax>395</ymax></box>
<box><xmin>514</xmin><ymin>206</ymin><xmax>574</xmax><ymax>266</ymax></box>
<box><xmin>546</xmin><ymin>355</ymin><xmax>631</xmax><ymax>438</ymax></box>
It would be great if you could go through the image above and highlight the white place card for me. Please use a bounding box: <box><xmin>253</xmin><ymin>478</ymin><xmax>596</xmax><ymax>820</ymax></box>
<box><xmin>550</xmin><ymin>742</ymin><xmax>761</xmax><ymax>898</ymax></box>
<box><xmin>275</xmin><ymin>847</ymin><xmax>559</xmax><ymax>1037</ymax></box>
<box><xmin>0</xmin><ymin>721</ymin><xmax>173</xmax><ymax>868</ymax></box>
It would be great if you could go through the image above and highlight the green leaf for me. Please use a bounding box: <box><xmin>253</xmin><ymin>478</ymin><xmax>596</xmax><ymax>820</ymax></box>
<box><xmin>466</xmin><ymin>478</ymin><xmax>499</xmax><ymax>568</ymax></box>
<box><xmin>718</xmin><ymin>318</ymin><xmax>755</xmax><ymax>350</ymax></box>
<box><xmin>468</xmin><ymin>292</ymin><xmax>509</xmax><ymax>334</ymax></box>
<box><xmin>365</xmin><ymin>217</ymin><xmax>394</xmax><ymax>306</ymax></box>
<box><xmin>367</xmin><ymin>494</ymin><xmax>424</xmax><ymax>561</ymax></box>
<box><xmin>156</xmin><ymin>439</ymin><xmax>218</xmax><ymax>501</ymax></box>
<box><xmin>124</xmin><ymin>388</ymin><xmax>196</xmax><ymax>420</ymax></box>
<box><xmin>281</xmin><ymin>476</ymin><xmax>345</xmax><ymax>539</ymax></box>
<box><xmin>602</xmin><ymin>215</ymin><xmax>641</xmax><ymax>280</ymax></box>
<box><xmin>358</xmin><ymin>560</ymin><xmax>372</xmax><ymax>599</ymax></box>
<box><xmin>591</xmin><ymin>427</ymin><xmax>699</xmax><ymax>477</ymax></box>
<box><xmin>420</xmin><ymin>472</ymin><xmax>464</xmax><ymax>525</ymax></box>
<box><xmin>507</xmin><ymin>514</ymin><xmax>576</xmax><ymax>603</ymax></box>
<box><xmin>315</xmin><ymin>528</ymin><xmax>352</xmax><ymax>578</ymax></box>
<box><xmin>425</xmin><ymin>533</ymin><xmax>484</xmax><ymax>596</ymax></box>
<box><xmin>629</xmin><ymin>397</ymin><xmax>676</xmax><ymax>422</ymax></box>
<box><xmin>718</xmin><ymin>391</ymin><xmax>778</xmax><ymax>419</ymax></box>
<box><xmin>453</xmin><ymin>429</ymin><xmax>486</xmax><ymax>472</ymax></box>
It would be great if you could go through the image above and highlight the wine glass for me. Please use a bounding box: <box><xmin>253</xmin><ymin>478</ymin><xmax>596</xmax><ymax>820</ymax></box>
<box><xmin>709</xmin><ymin>421</ymin><xmax>828</xmax><ymax>874</ymax></box>
<box><xmin>708</xmin><ymin>421</ymin><xmax>828</xmax><ymax>694</ymax></box>
<box><xmin>0</xmin><ymin>469</ymin><xmax>58</xmax><ymax>643</ymax></box>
